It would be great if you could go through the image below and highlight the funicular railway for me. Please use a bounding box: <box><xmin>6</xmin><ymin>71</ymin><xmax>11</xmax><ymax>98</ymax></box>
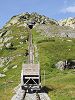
<box><xmin>21</xmin><ymin>22</ymin><xmax>41</xmax><ymax>92</ymax></box>
<box><xmin>21</xmin><ymin>22</ymin><xmax>50</xmax><ymax>100</ymax></box>
<box><xmin>11</xmin><ymin>22</ymin><xmax>50</xmax><ymax>100</ymax></box>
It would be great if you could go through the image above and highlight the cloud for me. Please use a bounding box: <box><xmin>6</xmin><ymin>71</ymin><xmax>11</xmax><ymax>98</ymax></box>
<box><xmin>61</xmin><ymin>6</ymin><xmax>75</xmax><ymax>13</ymax></box>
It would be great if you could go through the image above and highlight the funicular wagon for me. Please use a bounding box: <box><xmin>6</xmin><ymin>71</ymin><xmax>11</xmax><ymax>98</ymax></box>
<box><xmin>21</xmin><ymin>63</ymin><xmax>41</xmax><ymax>92</ymax></box>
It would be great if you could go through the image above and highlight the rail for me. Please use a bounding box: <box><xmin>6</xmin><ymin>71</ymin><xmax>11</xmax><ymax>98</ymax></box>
<box><xmin>28</xmin><ymin>30</ymin><xmax>34</xmax><ymax>64</ymax></box>
<box><xmin>23</xmin><ymin>92</ymin><xmax>50</xmax><ymax>100</ymax></box>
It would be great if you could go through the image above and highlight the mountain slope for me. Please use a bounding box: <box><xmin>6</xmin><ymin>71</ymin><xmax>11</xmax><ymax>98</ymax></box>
<box><xmin>59</xmin><ymin>17</ymin><xmax>75</xmax><ymax>29</ymax></box>
<box><xmin>0</xmin><ymin>12</ymin><xmax>75</xmax><ymax>100</ymax></box>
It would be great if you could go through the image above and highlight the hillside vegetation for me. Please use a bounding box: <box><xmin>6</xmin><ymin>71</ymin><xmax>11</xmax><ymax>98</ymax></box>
<box><xmin>32</xmin><ymin>29</ymin><xmax>75</xmax><ymax>100</ymax></box>
<box><xmin>0</xmin><ymin>12</ymin><xmax>75</xmax><ymax>100</ymax></box>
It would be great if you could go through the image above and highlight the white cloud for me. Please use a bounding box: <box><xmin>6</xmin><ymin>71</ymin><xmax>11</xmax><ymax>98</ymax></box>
<box><xmin>61</xmin><ymin>6</ymin><xmax>75</xmax><ymax>13</ymax></box>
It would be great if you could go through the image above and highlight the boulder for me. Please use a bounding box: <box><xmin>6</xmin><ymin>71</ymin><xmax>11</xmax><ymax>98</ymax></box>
<box><xmin>3</xmin><ymin>67</ymin><xmax>8</xmax><ymax>72</ymax></box>
<box><xmin>5</xmin><ymin>42</ymin><xmax>13</xmax><ymax>49</ymax></box>
<box><xmin>12</xmin><ymin>65</ymin><xmax>17</xmax><ymax>69</ymax></box>
<box><xmin>0</xmin><ymin>73</ymin><xmax>6</xmax><ymax>78</ymax></box>
<box><xmin>3</xmin><ymin>36</ymin><xmax>13</xmax><ymax>43</ymax></box>
<box><xmin>0</xmin><ymin>57</ymin><xmax>5</xmax><ymax>67</ymax></box>
<box><xmin>0</xmin><ymin>30</ymin><xmax>7</xmax><ymax>37</ymax></box>
<box><xmin>0</xmin><ymin>57</ymin><xmax>13</xmax><ymax>68</ymax></box>
<box><xmin>55</xmin><ymin>61</ymin><xmax>65</xmax><ymax>71</ymax></box>
<box><xmin>55</xmin><ymin>60</ymin><xmax>75</xmax><ymax>70</ymax></box>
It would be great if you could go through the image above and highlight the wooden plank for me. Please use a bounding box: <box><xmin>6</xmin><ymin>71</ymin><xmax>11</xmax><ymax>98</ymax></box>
<box><xmin>22</xmin><ymin>64</ymin><xmax>40</xmax><ymax>75</ymax></box>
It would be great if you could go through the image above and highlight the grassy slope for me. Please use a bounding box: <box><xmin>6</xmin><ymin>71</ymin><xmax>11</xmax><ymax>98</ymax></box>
<box><xmin>0</xmin><ymin>24</ymin><xmax>28</xmax><ymax>100</ymax></box>
<box><xmin>0</xmin><ymin>25</ymin><xmax>75</xmax><ymax>100</ymax></box>
<box><xmin>32</xmin><ymin>29</ymin><xmax>75</xmax><ymax>100</ymax></box>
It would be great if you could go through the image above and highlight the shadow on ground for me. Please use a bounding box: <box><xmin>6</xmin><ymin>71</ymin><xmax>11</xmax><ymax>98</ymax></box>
<box><xmin>41</xmin><ymin>86</ymin><xmax>54</xmax><ymax>93</ymax></box>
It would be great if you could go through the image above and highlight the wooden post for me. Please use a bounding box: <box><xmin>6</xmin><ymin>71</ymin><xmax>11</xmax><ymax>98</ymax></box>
<box><xmin>44</xmin><ymin>70</ymin><xmax>45</xmax><ymax>86</ymax></box>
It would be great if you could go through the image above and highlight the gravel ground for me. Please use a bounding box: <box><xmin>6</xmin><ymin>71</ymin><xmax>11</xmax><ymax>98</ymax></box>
<box><xmin>11</xmin><ymin>87</ymin><xmax>25</xmax><ymax>100</ymax></box>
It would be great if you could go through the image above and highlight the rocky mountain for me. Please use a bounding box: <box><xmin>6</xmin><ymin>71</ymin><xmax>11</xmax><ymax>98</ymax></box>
<box><xmin>0</xmin><ymin>12</ymin><xmax>75</xmax><ymax>73</ymax></box>
<box><xmin>59</xmin><ymin>17</ymin><xmax>75</xmax><ymax>29</ymax></box>
<box><xmin>4</xmin><ymin>12</ymin><xmax>58</xmax><ymax>27</ymax></box>
<box><xmin>0</xmin><ymin>12</ymin><xmax>75</xmax><ymax>99</ymax></box>
<box><xmin>1</xmin><ymin>12</ymin><xmax>75</xmax><ymax>39</ymax></box>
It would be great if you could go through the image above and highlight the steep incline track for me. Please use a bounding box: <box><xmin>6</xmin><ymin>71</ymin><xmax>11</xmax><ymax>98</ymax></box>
<box><xmin>11</xmin><ymin>29</ymin><xmax>50</xmax><ymax>100</ymax></box>
<box><xmin>28</xmin><ymin>30</ymin><xmax>34</xmax><ymax>64</ymax></box>
<box><xmin>24</xmin><ymin>92</ymin><xmax>50</xmax><ymax>100</ymax></box>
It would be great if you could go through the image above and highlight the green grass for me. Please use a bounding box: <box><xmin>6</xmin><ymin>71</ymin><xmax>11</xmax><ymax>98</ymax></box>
<box><xmin>0</xmin><ymin>25</ymin><xmax>75</xmax><ymax>100</ymax></box>
<box><xmin>0</xmin><ymin>25</ymin><xmax>29</xmax><ymax>100</ymax></box>
<box><xmin>32</xmin><ymin>29</ymin><xmax>75</xmax><ymax>100</ymax></box>
<box><xmin>38</xmin><ymin>40</ymin><xmax>75</xmax><ymax>100</ymax></box>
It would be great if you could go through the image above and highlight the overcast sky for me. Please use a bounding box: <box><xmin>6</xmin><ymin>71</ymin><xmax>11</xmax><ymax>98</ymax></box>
<box><xmin>0</xmin><ymin>0</ymin><xmax>75</xmax><ymax>28</ymax></box>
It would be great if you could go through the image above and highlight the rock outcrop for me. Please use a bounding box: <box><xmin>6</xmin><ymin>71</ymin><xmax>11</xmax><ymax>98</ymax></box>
<box><xmin>4</xmin><ymin>12</ymin><xmax>58</xmax><ymax>28</ymax></box>
<box><xmin>59</xmin><ymin>17</ymin><xmax>75</xmax><ymax>29</ymax></box>
<box><xmin>55</xmin><ymin>60</ymin><xmax>75</xmax><ymax>70</ymax></box>
<box><xmin>0</xmin><ymin>73</ymin><xmax>6</xmax><ymax>77</ymax></box>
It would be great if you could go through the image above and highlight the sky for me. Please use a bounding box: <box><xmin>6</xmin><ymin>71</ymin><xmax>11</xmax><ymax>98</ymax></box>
<box><xmin>0</xmin><ymin>0</ymin><xmax>75</xmax><ymax>28</ymax></box>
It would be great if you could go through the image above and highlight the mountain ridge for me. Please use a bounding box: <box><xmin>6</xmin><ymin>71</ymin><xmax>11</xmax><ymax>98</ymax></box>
<box><xmin>59</xmin><ymin>17</ymin><xmax>75</xmax><ymax>29</ymax></box>
<box><xmin>4</xmin><ymin>12</ymin><xmax>58</xmax><ymax>28</ymax></box>
<box><xmin>3</xmin><ymin>12</ymin><xmax>75</xmax><ymax>29</ymax></box>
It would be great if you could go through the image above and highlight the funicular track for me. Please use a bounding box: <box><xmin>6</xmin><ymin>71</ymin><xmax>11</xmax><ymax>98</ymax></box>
<box><xmin>11</xmin><ymin>24</ymin><xmax>50</xmax><ymax>100</ymax></box>
<box><xmin>22</xmin><ymin>27</ymin><xmax>39</xmax><ymax>100</ymax></box>
<box><xmin>22</xmin><ymin>28</ymin><xmax>50</xmax><ymax>100</ymax></box>
<box><xmin>24</xmin><ymin>92</ymin><xmax>40</xmax><ymax>100</ymax></box>
<box><xmin>22</xmin><ymin>29</ymin><xmax>41</xmax><ymax>100</ymax></box>
<box><xmin>23</xmin><ymin>92</ymin><xmax>50</xmax><ymax>100</ymax></box>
